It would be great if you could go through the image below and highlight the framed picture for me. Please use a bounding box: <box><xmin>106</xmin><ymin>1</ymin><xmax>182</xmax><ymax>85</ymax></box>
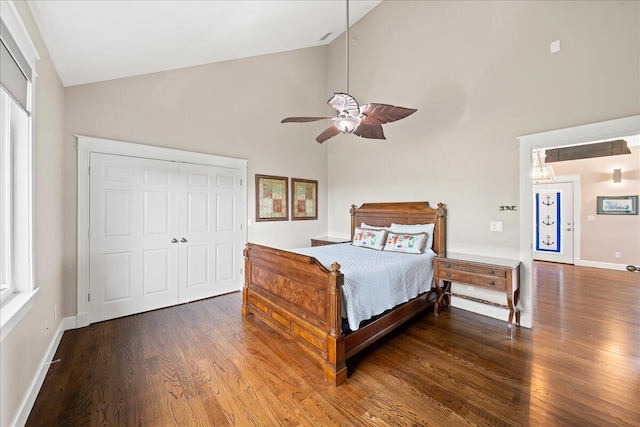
<box><xmin>596</xmin><ymin>195</ymin><xmax>638</xmax><ymax>215</ymax></box>
<box><xmin>255</xmin><ymin>175</ymin><xmax>288</xmax><ymax>221</ymax></box>
<box><xmin>291</xmin><ymin>178</ymin><xmax>318</xmax><ymax>220</ymax></box>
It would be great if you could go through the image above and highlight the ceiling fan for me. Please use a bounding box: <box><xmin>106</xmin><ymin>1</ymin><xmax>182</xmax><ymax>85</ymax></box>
<box><xmin>281</xmin><ymin>0</ymin><xmax>417</xmax><ymax>143</ymax></box>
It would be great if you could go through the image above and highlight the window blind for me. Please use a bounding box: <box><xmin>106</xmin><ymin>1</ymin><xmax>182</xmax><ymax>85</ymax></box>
<box><xmin>0</xmin><ymin>18</ymin><xmax>31</xmax><ymax>113</ymax></box>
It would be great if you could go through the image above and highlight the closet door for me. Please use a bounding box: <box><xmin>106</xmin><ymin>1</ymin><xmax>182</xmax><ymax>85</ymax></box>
<box><xmin>89</xmin><ymin>153</ymin><xmax>180</xmax><ymax>323</ymax></box>
<box><xmin>178</xmin><ymin>163</ymin><xmax>243</xmax><ymax>303</ymax></box>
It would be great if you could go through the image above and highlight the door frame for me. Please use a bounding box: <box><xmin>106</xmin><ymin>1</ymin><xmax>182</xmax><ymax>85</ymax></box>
<box><xmin>76</xmin><ymin>135</ymin><xmax>248</xmax><ymax>328</ymax></box>
<box><xmin>518</xmin><ymin>115</ymin><xmax>640</xmax><ymax>329</ymax></box>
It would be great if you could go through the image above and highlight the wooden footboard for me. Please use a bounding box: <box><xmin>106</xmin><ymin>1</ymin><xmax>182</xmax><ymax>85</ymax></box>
<box><xmin>242</xmin><ymin>243</ymin><xmax>347</xmax><ymax>384</ymax></box>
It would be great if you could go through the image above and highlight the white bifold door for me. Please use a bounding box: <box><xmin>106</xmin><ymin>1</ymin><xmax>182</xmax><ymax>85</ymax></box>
<box><xmin>89</xmin><ymin>153</ymin><xmax>243</xmax><ymax>324</ymax></box>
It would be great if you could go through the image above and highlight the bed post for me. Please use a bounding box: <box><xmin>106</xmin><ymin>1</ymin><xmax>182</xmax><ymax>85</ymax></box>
<box><xmin>434</xmin><ymin>203</ymin><xmax>446</xmax><ymax>257</ymax></box>
<box><xmin>349</xmin><ymin>204</ymin><xmax>357</xmax><ymax>239</ymax></box>
<box><xmin>324</xmin><ymin>262</ymin><xmax>347</xmax><ymax>385</ymax></box>
<box><xmin>242</xmin><ymin>244</ymin><xmax>251</xmax><ymax>316</ymax></box>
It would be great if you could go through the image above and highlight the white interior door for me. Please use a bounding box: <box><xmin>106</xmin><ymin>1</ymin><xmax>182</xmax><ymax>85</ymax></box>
<box><xmin>89</xmin><ymin>153</ymin><xmax>244</xmax><ymax>323</ymax></box>
<box><xmin>533</xmin><ymin>181</ymin><xmax>574</xmax><ymax>264</ymax></box>
<box><xmin>178</xmin><ymin>163</ymin><xmax>243</xmax><ymax>303</ymax></box>
<box><xmin>89</xmin><ymin>153</ymin><xmax>180</xmax><ymax>323</ymax></box>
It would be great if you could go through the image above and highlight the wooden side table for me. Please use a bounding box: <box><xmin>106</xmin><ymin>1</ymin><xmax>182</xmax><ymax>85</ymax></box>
<box><xmin>433</xmin><ymin>252</ymin><xmax>521</xmax><ymax>339</ymax></box>
<box><xmin>310</xmin><ymin>236</ymin><xmax>350</xmax><ymax>247</ymax></box>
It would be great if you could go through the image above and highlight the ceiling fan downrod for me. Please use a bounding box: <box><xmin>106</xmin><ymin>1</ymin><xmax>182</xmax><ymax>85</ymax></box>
<box><xmin>345</xmin><ymin>0</ymin><xmax>350</xmax><ymax>95</ymax></box>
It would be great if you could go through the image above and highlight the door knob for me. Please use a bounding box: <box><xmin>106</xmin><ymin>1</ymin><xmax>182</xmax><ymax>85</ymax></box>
<box><xmin>171</xmin><ymin>238</ymin><xmax>178</xmax><ymax>243</ymax></box>
<box><xmin>566</xmin><ymin>228</ymin><xmax>572</xmax><ymax>231</ymax></box>
<box><xmin>180</xmin><ymin>238</ymin><xmax>188</xmax><ymax>243</ymax></box>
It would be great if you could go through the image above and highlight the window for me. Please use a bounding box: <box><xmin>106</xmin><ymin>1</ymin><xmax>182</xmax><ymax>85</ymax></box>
<box><xmin>0</xmin><ymin>89</ymin><xmax>29</xmax><ymax>303</ymax></box>
<box><xmin>0</xmin><ymin>90</ymin><xmax>13</xmax><ymax>302</ymax></box>
<box><xmin>0</xmin><ymin>3</ymin><xmax>39</xmax><ymax>340</ymax></box>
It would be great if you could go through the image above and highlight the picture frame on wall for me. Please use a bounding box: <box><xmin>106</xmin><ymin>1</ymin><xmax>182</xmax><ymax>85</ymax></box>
<box><xmin>291</xmin><ymin>178</ymin><xmax>318</xmax><ymax>220</ymax></box>
<box><xmin>255</xmin><ymin>174</ymin><xmax>288</xmax><ymax>221</ymax></box>
<box><xmin>596</xmin><ymin>195</ymin><xmax>638</xmax><ymax>215</ymax></box>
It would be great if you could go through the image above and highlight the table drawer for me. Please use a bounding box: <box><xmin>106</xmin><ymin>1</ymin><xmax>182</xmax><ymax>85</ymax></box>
<box><xmin>433</xmin><ymin>254</ymin><xmax>521</xmax><ymax>338</ymax></box>
<box><xmin>437</xmin><ymin>260</ymin><xmax>507</xmax><ymax>278</ymax></box>
<box><xmin>439</xmin><ymin>269</ymin><xmax>507</xmax><ymax>291</ymax></box>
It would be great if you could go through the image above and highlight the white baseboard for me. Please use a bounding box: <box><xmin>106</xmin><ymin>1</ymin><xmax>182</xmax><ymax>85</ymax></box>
<box><xmin>11</xmin><ymin>316</ymin><xmax>76</xmax><ymax>427</ymax></box>
<box><xmin>574</xmin><ymin>259</ymin><xmax>630</xmax><ymax>271</ymax></box>
<box><xmin>76</xmin><ymin>311</ymin><xmax>89</xmax><ymax>328</ymax></box>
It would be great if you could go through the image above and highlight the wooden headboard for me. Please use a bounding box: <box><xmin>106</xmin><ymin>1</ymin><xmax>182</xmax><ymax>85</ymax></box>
<box><xmin>350</xmin><ymin>202</ymin><xmax>446</xmax><ymax>256</ymax></box>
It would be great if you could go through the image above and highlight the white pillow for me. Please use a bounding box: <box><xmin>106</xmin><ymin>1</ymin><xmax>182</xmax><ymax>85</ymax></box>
<box><xmin>389</xmin><ymin>223</ymin><xmax>435</xmax><ymax>250</ymax></box>
<box><xmin>383</xmin><ymin>232</ymin><xmax>427</xmax><ymax>254</ymax></box>
<box><xmin>352</xmin><ymin>227</ymin><xmax>387</xmax><ymax>250</ymax></box>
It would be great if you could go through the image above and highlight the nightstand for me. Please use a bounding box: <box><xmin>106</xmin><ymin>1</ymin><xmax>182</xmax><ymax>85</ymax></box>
<box><xmin>434</xmin><ymin>252</ymin><xmax>521</xmax><ymax>339</ymax></box>
<box><xmin>310</xmin><ymin>236</ymin><xmax>350</xmax><ymax>247</ymax></box>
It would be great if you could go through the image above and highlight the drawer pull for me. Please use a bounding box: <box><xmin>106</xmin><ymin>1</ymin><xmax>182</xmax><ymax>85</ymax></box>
<box><xmin>445</xmin><ymin>263</ymin><xmax>451</xmax><ymax>268</ymax></box>
<box><xmin>489</xmin><ymin>281</ymin><xmax>495</xmax><ymax>286</ymax></box>
<box><xmin>488</xmin><ymin>269</ymin><xmax>494</xmax><ymax>275</ymax></box>
<box><xmin>446</xmin><ymin>273</ymin><xmax>451</xmax><ymax>278</ymax></box>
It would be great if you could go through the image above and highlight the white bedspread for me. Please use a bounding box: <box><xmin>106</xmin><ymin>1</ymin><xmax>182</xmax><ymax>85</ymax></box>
<box><xmin>291</xmin><ymin>244</ymin><xmax>435</xmax><ymax>331</ymax></box>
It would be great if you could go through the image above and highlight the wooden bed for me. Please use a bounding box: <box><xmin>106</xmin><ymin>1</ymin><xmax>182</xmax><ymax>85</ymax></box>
<box><xmin>242</xmin><ymin>201</ymin><xmax>446</xmax><ymax>385</ymax></box>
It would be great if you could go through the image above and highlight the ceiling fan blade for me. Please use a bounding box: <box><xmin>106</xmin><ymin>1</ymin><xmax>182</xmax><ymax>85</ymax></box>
<box><xmin>281</xmin><ymin>117</ymin><xmax>333</xmax><ymax>123</ymax></box>
<box><xmin>360</xmin><ymin>103</ymin><xmax>417</xmax><ymax>125</ymax></box>
<box><xmin>328</xmin><ymin>93</ymin><xmax>360</xmax><ymax>116</ymax></box>
<box><xmin>353</xmin><ymin>123</ymin><xmax>386</xmax><ymax>140</ymax></box>
<box><xmin>316</xmin><ymin>126</ymin><xmax>340</xmax><ymax>143</ymax></box>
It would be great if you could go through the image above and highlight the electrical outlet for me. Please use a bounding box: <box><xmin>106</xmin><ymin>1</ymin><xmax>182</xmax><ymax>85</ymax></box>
<box><xmin>490</xmin><ymin>221</ymin><xmax>503</xmax><ymax>232</ymax></box>
<box><xmin>615</xmin><ymin>252</ymin><xmax>621</xmax><ymax>259</ymax></box>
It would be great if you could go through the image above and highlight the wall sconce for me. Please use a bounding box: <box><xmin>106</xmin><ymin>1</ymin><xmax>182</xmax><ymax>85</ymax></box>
<box><xmin>613</xmin><ymin>168</ymin><xmax>622</xmax><ymax>183</ymax></box>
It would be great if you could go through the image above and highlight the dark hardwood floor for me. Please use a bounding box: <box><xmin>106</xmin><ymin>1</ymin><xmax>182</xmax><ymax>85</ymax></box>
<box><xmin>27</xmin><ymin>262</ymin><xmax>640</xmax><ymax>426</ymax></box>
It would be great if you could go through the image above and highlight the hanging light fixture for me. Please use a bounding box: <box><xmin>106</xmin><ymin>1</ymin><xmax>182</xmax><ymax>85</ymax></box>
<box><xmin>531</xmin><ymin>149</ymin><xmax>555</xmax><ymax>181</ymax></box>
<box><xmin>280</xmin><ymin>0</ymin><xmax>417</xmax><ymax>143</ymax></box>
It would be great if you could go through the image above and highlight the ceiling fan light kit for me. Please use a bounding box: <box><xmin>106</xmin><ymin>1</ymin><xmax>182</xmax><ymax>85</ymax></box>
<box><xmin>334</xmin><ymin>116</ymin><xmax>360</xmax><ymax>133</ymax></box>
<box><xmin>281</xmin><ymin>0</ymin><xmax>417</xmax><ymax>143</ymax></box>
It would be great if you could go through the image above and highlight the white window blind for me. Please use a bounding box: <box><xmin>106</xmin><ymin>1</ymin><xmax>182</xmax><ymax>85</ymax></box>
<box><xmin>0</xmin><ymin>17</ymin><xmax>31</xmax><ymax>113</ymax></box>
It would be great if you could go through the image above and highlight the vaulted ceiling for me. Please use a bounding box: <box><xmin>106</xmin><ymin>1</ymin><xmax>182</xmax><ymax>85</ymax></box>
<box><xmin>27</xmin><ymin>0</ymin><xmax>382</xmax><ymax>87</ymax></box>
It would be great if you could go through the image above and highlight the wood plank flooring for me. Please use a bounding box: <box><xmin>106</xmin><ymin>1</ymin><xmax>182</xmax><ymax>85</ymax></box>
<box><xmin>27</xmin><ymin>262</ymin><xmax>640</xmax><ymax>426</ymax></box>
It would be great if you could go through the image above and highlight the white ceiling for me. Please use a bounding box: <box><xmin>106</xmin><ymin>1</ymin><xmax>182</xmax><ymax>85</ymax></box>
<box><xmin>27</xmin><ymin>0</ymin><xmax>383</xmax><ymax>87</ymax></box>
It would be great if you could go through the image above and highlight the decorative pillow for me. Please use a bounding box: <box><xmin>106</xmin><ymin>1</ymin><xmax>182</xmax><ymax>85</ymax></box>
<box><xmin>389</xmin><ymin>223</ymin><xmax>435</xmax><ymax>250</ymax></box>
<box><xmin>383</xmin><ymin>232</ymin><xmax>427</xmax><ymax>254</ymax></box>
<box><xmin>351</xmin><ymin>227</ymin><xmax>387</xmax><ymax>250</ymax></box>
